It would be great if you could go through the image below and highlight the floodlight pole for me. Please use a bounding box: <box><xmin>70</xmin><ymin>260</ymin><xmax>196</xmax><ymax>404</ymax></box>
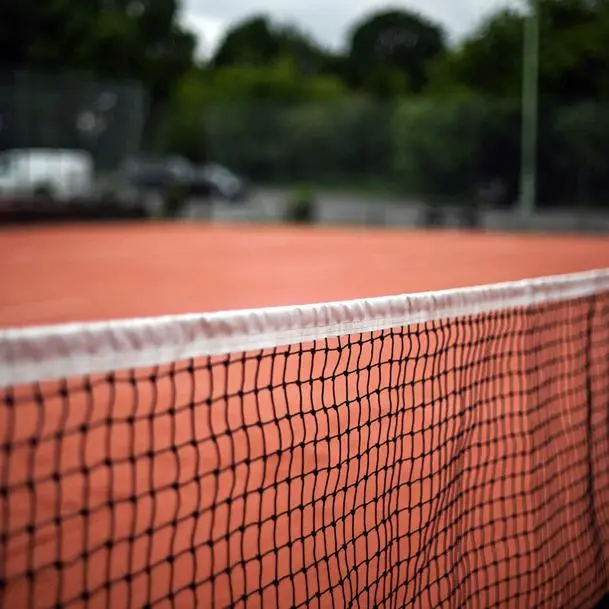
<box><xmin>519</xmin><ymin>0</ymin><xmax>540</xmax><ymax>218</ymax></box>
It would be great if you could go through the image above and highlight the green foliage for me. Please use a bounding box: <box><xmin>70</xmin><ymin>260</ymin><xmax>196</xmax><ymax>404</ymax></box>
<box><xmin>203</xmin><ymin>102</ymin><xmax>285</xmax><ymax>181</ymax></box>
<box><xmin>428</xmin><ymin>0</ymin><xmax>609</xmax><ymax>100</ymax></box>
<box><xmin>392</xmin><ymin>98</ymin><xmax>486</xmax><ymax>200</ymax></box>
<box><xmin>202</xmin><ymin>59</ymin><xmax>346</xmax><ymax>103</ymax></box>
<box><xmin>425</xmin><ymin>9</ymin><xmax>525</xmax><ymax>97</ymax></box>
<box><xmin>9</xmin><ymin>0</ymin><xmax>609</xmax><ymax>212</ymax></box>
<box><xmin>157</xmin><ymin>60</ymin><xmax>348</xmax><ymax>171</ymax></box>
<box><xmin>199</xmin><ymin>97</ymin><xmax>395</xmax><ymax>186</ymax></box>
<box><xmin>535</xmin><ymin>0</ymin><xmax>609</xmax><ymax>99</ymax></box>
<box><xmin>213</xmin><ymin>16</ymin><xmax>280</xmax><ymax>67</ymax></box>
<box><xmin>549</xmin><ymin>101</ymin><xmax>609</xmax><ymax>205</ymax></box>
<box><xmin>391</xmin><ymin>97</ymin><xmax>525</xmax><ymax>206</ymax></box>
<box><xmin>279</xmin><ymin>98</ymin><xmax>392</xmax><ymax>181</ymax></box>
<box><xmin>2</xmin><ymin>0</ymin><xmax>196</xmax><ymax>101</ymax></box>
<box><xmin>159</xmin><ymin>70</ymin><xmax>208</xmax><ymax>162</ymax></box>
<box><xmin>344</xmin><ymin>9</ymin><xmax>446</xmax><ymax>95</ymax></box>
<box><xmin>212</xmin><ymin>15</ymin><xmax>334</xmax><ymax>77</ymax></box>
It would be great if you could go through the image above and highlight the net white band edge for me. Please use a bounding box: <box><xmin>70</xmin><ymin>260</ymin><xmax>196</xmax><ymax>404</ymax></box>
<box><xmin>2</xmin><ymin>268</ymin><xmax>609</xmax><ymax>388</ymax></box>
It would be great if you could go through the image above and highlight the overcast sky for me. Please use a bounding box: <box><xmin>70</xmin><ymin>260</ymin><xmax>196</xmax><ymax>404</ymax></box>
<box><xmin>180</xmin><ymin>0</ymin><xmax>519</xmax><ymax>59</ymax></box>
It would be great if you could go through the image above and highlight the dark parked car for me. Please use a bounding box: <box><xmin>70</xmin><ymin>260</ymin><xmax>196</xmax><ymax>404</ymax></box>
<box><xmin>123</xmin><ymin>156</ymin><xmax>203</xmax><ymax>193</ymax></box>
<box><xmin>123</xmin><ymin>156</ymin><xmax>247</xmax><ymax>202</ymax></box>
<box><xmin>199</xmin><ymin>163</ymin><xmax>249</xmax><ymax>202</ymax></box>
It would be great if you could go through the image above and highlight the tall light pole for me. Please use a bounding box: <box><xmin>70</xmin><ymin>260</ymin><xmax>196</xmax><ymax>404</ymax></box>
<box><xmin>519</xmin><ymin>0</ymin><xmax>540</xmax><ymax>218</ymax></box>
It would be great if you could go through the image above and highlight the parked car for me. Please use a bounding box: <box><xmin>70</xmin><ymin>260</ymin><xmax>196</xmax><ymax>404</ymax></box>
<box><xmin>199</xmin><ymin>163</ymin><xmax>249</xmax><ymax>202</ymax></box>
<box><xmin>117</xmin><ymin>156</ymin><xmax>201</xmax><ymax>215</ymax></box>
<box><xmin>120</xmin><ymin>156</ymin><xmax>248</xmax><ymax>211</ymax></box>
<box><xmin>0</xmin><ymin>148</ymin><xmax>94</xmax><ymax>203</ymax></box>
<box><xmin>122</xmin><ymin>155</ymin><xmax>200</xmax><ymax>193</ymax></box>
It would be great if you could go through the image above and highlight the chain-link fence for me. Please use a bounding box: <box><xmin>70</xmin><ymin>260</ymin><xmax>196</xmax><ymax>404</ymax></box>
<box><xmin>184</xmin><ymin>97</ymin><xmax>609</xmax><ymax>213</ymax></box>
<box><xmin>0</xmin><ymin>68</ymin><xmax>148</xmax><ymax>174</ymax></box>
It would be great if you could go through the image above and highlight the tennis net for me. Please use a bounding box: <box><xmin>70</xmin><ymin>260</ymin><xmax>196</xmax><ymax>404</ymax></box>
<box><xmin>1</xmin><ymin>269</ymin><xmax>609</xmax><ymax>609</ymax></box>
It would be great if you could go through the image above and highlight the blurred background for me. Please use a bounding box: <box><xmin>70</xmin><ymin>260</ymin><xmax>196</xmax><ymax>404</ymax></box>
<box><xmin>1</xmin><ymin>0</ymin><xmax>609</xmax><ymax>232</ymax></box>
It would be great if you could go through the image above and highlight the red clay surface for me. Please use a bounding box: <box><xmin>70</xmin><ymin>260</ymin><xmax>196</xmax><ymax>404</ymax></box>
<box><xmin>1</xmin><ymin>223</ymin><xmax>609</xmax><ymax>609</ymax></box>
<box><xmin>1</xmin><ymin>222</ymin><xmax>609</xmax><ymax>327</ymax></box>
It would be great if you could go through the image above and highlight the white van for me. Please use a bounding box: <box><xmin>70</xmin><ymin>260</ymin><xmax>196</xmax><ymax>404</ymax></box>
<box><xmin>0</xmin><ymin>148</ymin><xmax>94</xmax><ymax>202</ymax></box>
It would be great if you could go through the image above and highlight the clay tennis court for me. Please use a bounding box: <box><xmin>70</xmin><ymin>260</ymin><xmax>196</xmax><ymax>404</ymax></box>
<box><xmin>2</xmin><ymin>222</ymin><xmax>609</xmax><ymax>609</ymax></box>
<box><xmin>2</xmin><ymin>222</ymin><xmax>609</xmax><ymax>327</ymax></box>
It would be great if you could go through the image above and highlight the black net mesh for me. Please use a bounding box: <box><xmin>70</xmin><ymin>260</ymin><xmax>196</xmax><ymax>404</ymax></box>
<box><xmin>1</xmin><ymin>294</ymin><xmax>609</xmax><ymax>608</ymax></box>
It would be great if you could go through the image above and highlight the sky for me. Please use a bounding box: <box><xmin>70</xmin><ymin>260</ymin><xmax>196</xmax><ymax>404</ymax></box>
<box><xmin>179</xmin><ymin>0</ymin><xmax>519</xmax><ymax>59</ymax></box>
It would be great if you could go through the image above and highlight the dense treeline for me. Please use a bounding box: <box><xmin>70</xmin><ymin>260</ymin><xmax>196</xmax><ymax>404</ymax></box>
<box><xmin>3</xmin><ymin>0</ymin><xmax>609</xmax><ymax>206</ymax></box>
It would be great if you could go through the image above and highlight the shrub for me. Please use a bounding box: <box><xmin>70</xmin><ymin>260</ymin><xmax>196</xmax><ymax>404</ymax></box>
<box><xmin>163</xmin><ymin>182</ymin><xmax>188</xmax><ymax>218</ymax></box>
<box><xmin>420</xmin><ymin>203</ymin><xmax>444</xmax><ymax>228</ymax></box>
<box><xmin>286</xmin><ymin>185</ymin><xmax>316</xmax><ymax>223</ymax></box>
<box><xmin>33</xmin><ymin>183</ymin><xmax>54</xmax><ymax>199</ymax></box>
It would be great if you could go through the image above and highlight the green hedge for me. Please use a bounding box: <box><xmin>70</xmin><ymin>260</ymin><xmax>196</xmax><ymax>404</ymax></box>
<box><xmin>162</xmin><ymin>97</ymin><xmax>609</xmax><ymax>209</ymax></box>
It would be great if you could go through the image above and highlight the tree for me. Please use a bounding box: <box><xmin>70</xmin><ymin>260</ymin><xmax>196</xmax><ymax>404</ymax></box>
<box><xmin>203</xmin><ymin>59</ymin><xmax>346</xmax><ymax>103</ymax></box>
<box><xmin>344</xmin><ymin>9</ymin><xmax>446</xmax><ymax>95</ymax></box>
<box><xmin>212</xmin><ymin>15</ymin><xmax>280</xmax><ymax>67</ymax></box>
<box><xmin>157</xmin><ymin>59</ymin><xmax>348</xmax><ymax>167</ymax></box>
<box><xmin>0</xmin><ymin>0</ymin><xmax>196</xmax><ymax>100</ymax></box>
<box><xmin>0</xmin><ymin>0</ymin><xmax>49</xmax><ymax>67</ymax></box>
<box><xmin>426</xmin><ymin>0</ymin><xmax>609</xmax><ymax>100</ymax></box>
<box><xmin>534</xmin><ymin>0</ymin><xmax>609</xmax><ymax>100</ymax></box>
<box><xmin>425</xmin><ymin>8</ymin><xmax>524</xmax><ymax>97</ymax></box>
<box><xmin>212</xmin><ymin>14</ymin><xmax>335</xmax><ymax>77</ymax></box>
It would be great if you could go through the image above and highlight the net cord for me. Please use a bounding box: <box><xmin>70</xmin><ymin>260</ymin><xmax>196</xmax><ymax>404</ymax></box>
<box><xmin>1</xmin><ymin>268</ymin><xmax>608</xmax><ymax>388</ymax></box>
